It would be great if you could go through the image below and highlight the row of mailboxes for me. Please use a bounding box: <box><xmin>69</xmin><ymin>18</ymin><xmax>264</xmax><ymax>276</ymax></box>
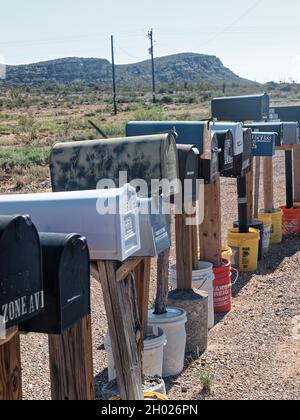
<box><xmin>252</xmin><ymin>132</ymin><xmax>277</xmax><ymax>157</ymax></box>
<box><xmin>50</xmin><ymin>133</ymin><xmax>179</xmax><ymax>198</ymax></box>
<box><xmin>244</xmin><ymin>122</ymin><xmax>300</xmax><ymax>146</ymax></box>
<box><xmin>0</xmin><ymin>216</ymin><xmax>90</xmax><ymax>334</ymax></box>
<box><xmin>212</xmin><ymin>93</ymin><xmax>270</xmax><ymax>122</ymax></box>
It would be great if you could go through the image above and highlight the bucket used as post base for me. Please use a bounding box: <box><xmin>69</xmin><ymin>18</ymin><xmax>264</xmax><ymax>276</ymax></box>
<box><xmin>213</xmin><ymin>259</ymin><xmax>232</xmax><ymax>314</ymax></box>
<box><xmin>259</xmin><ymin>209</ymin><xmax>283</xmax><ymax>244</ymax></box>
<box><xmin>148</xmin><ymin>308</ymin><xmax>187</xmax><ymax>378</ymax></box>
<box><xmin>227</xmin><ymin>228</ymin><xmax>260</xmax><ymax>272</ymax></box>
<box><xmin>233</xmin><ymin>220</ymin><xmax>263</xmax><ymax>261</ymax></box>
<box><xmin>280</xmin><ymin>206</ymin><xmax>300</xmax><ymax>236</ymax></box>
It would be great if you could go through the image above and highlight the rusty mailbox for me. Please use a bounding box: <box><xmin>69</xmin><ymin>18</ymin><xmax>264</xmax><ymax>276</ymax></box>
<box><xmin>21</xmin><ymin>233</ymin><xmax>90</xmax><ymax>335</ymax></box>
<box><xmin>50</xmin><ymin>134</ymin><xmax>179</xmax><ymax>198</ymax></box>
<box><xmin>0</xmin><ymin>215</ymin><xmax>44</xmax><ymax>330</ymax></box>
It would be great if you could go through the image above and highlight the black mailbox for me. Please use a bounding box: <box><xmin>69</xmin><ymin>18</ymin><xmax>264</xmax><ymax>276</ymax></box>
<box><xmin>200</xmin><ymin>133</ymin><xmax>220</xmax><ymax>184</ymax></box>
<box><xmin>212</xmin><ymin>93</ymin><xmax>270</xmax><ymax>122</ymax></box>
<box><xmin>20</xmin><ymin>233</ymin><xmax>90</xmax><ymax>335</ymax></box>
<box><xmin>270</xmin><ymin>105</ymin><xmax>300</xmax><ymax>126</ymax></box>
<box><xmin>0</xmin><ymin>215</ymin><xmax>43</xmax><ymax>330</ymax></box>
<box><xmin>175</xmin><ymin>144</ymin><xmax>200</xmax><ymax>203</ymax></box>
<box><xmin>242</xmin><ymin>128</ymin><xmax>253</xmax><ymax>173</ymax></box>
<box><xmin>244</xmin><ymin>122</ymin><xmax>283</xmax><ymax>147</ymax></box>
<box><xmin>211</xmin><ymin>130</ymin><xmax>234</xmax><ymax>177</ymax></box>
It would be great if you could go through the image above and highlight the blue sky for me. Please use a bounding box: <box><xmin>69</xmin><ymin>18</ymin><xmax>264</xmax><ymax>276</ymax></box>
<box><xmin>0</xmin><ymin>0</ymin><xmax>300</xmax><ymax>83</ymax></box>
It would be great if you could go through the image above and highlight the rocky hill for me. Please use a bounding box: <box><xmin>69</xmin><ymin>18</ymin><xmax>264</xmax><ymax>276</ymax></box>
<box><xmin>3</xmin><ymin>53</ymin><xmax>247</xmax><ymax>85</ymax></box>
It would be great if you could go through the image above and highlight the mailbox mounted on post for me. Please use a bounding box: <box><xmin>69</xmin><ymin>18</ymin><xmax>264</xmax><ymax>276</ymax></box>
<box><xmin>281</xmin><ymin>122</ymin><xmax>300</xmax><ymax>145</ymax></box>
<box><xmin>175</xmin><ymin>144</ymin><xmax>200</xmax><ymax>202</ymax></box>
<box><xmin>244</xmin><ymin>122</ymin><xmax>284</xmax><ymax>147</ymax></box>
<box><xmin>270</xmin><ymin>105</ymin><xmax>300</xmax><ymax>126</ymax></box>
<box><xmin>21</xmin><ymin>233</ymin><xmax>90</xmax><ymax>335</ymax></box>
<box><xmin>0</xmin><ymin>215</ymin><xmax>43</xmax><ymax>330</ymax></box>
<box><xmin>252</xmin><ymin>132</ymin><xmax>277</xmax><ymax>157</ymax></box>
<box><xmin>211</xmin><ymin>130</ymin><xmax>234</xmax><ymax>177</ymax></box>
<box><xmin>134</xmin><ymin>197</ymin><xmax>171</xmax><ymax>258</ymax></box>
<box><xmin>212</xmin><ymin>93</ymin><xmax>270</xmax><ymax>122</ymax></box>
<box><xmin>50</xmin><ymin>134</ymin><xmax>179</xmax><ymax>198</ymax></box>
<box><xmin>0</xmin><ymin>186</ymin><xmax>141</xmax><ymax>262</ymax></box>
<box><xmin>210</xmin><ymin>122</ymin><xmax>244</xmax><ymax>178</ymax></box>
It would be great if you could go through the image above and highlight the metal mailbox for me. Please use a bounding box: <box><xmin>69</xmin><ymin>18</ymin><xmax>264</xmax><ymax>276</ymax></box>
<box><xmin>0</xmin><ymin>215</ymin><xmax>44</xmax><ymax>330</ymax></box>
<box><xmin>200</xmin><ymin>133</ymin><xmax>220</xmax><ymax>184</ymax></box>
<box><xmin>134</xmin><ymin>197</ymin><xmax>171</xmax><ymax>258</ymax></box>
<box><xmin>252</xmin><ymin>132</ymin><xmax>277</xmax><ymax>157</ymax></box>
<box><xmin>0</xmin><ymin>185</ymin><xmax>141</xmax><ymax>262</ymax></box>
<box><xmin>281</xmin><ymin>122</ymin><xmax>300</xmax><ymax>145</ymax></box>
<box><xmin>126</xmin><ymin>121</ymin><xmax>210</xmax><ymax>157</ymax></box>
<box><xmin>244</xmin><ymin>122</ymin><xmax>283</xmax><ymax>147</ymax></box>
<box><xmin>210</xmin><ymin>122</ymin><xmax>244</xmax><ymax>177</ymax></box>
<box><xmin>50</xmin><ymin>134</ymin><xmax>179</xmax><ymax>198</ymax></box>
<box><xmin>21</xmin><ymin>233</ymin><xmax>90</xmax><ymax>335</ymax></box>
<box><xmin>176</xmin><ymin>144</ymin><xmax>200</xmax><ymax>202</ymax></box>
<box><xmin>211</xmin><ymin>130</ymin><xmax>234</xmax><ymax>177</ymax></box>
<box><xmin>242</xmin><ymin>128</ymin><xmax>253</xmax><ymax>173</ymax></box>
<box><xmin>212</xmin><ymin>93</ymin><xmax>270</xmax><ymax>122</ymax></box>
<box><xmin>270</xmin><ymin>105</ymin><xmax>300</xmax><ymax>126</ymax></box>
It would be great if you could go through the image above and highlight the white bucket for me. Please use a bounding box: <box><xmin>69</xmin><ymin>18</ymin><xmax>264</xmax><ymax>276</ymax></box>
<box><xmin>170</xmin><ymin>262</ymin><xmax>215</xmax><ymax>330</ymax></box>
<box><xmin>148</xmin><ymin>308</ymin><xmax>187</xmax><ymax>378</ymax></box>
<box><xmin>104</xmin><ymin>326</ymin><xmax>167</xmax><ymax>381</ymax></box>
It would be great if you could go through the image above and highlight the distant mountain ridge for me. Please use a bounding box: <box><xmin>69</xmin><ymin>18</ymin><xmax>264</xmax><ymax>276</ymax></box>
<box><xmin>3</xmin><ymin>53</ymin><xmax>248</xmax><ymax>85</ymax></box>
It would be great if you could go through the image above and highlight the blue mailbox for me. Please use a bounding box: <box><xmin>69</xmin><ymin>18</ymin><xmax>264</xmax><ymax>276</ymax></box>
<box><xmin>252</xmin><ymin>132</ymin><xmax>277</xmax><ymax>157</ymax></box>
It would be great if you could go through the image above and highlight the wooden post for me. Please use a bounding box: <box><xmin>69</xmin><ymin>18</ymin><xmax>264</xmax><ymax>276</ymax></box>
<box><xmin>254</xmin><ymin>157</ymin><xmax>261</xmax><ymax>219</ymax></box>
<box><xmin>0</xmin><ymin>330</ymin><xmax>22</xmax><ymax>401</ymax></box>
<box><xmin>134</xmin><ymin>258</ymin><xmax>151</xmax><ymax>338</ymax></box>
<box><xmin>97</xmin><ymin>261</ymin><xmax>143</xmax><ymax>401</ymax></box>
<box><xmin>199</xmin><ymin>177</ymin><xmax>222</xmax><ymax>267</ymax></box>
<box><xmin>155</xmin><ymin>215</ymin><xmax>171</xmax><ymax>315</ymax></box>
<box><xmin>285</xmin><ymin>150</ymin><xmax>294</xmax><ymax>209</ymax></box>
<box><xmin>246</xmin><ymin>160</ymin><xmax>254</xmax><ymax>221</ymax></box>
<box><xmin>48</xmin><ymin>315</ymin><xmax>94</xmax><ymax>401</ymax></box>
<box><xmin>293</xmin><ymin>144</ymin><xmax>300</xmax><ymax>202</ymax></box>
<box><xmin>175</xmin><ymin>211</ymin><xmax>193</xmax><ymax>290</ymax></box>
<box><xmin>263</xmin><ymin>157</ymin><xmax>274</xmax><ymax>213</ymax></box>
<box><xmin>237</xmin><ymin>175</ymin><xmax>249</xmax><ymax>234</ymax></box>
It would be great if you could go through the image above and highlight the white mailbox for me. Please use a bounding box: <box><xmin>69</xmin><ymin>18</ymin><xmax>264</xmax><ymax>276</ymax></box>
<box><xmin>134</xmin><ymin>197</ymin><xmax>171</xmax><ymax>257</ymax></box>
<box><xmin>0</xmin><ymin>185</ymin><xmax>141</xmax><ymax>262</ymax></box>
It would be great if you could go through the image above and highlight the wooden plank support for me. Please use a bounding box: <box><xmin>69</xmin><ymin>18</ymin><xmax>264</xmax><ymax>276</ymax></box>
<box><xmin>191</xmin><ymin>201</ymin><xmax>199</xmax><ymax>270</ymax></box>
<box><xmin>155</xmin><ymin>215</ymin><xmax>171</xmax><ymax>315</ymax></box>
<box><xmin>285</xmin><ymin>150</ymin><xmax>294</xmax><ymax>209</ymax></box>
<box><xmin>246</xmin><ymin>160</ymin><xmax>254</xmax><ymax>221</ymax></box>
<box><xmin>293</xmin><ymin>144</ymin><xmax>300</xmax><ymax>202</ymax></box>
<box><xmin>175</xmin><ymin>211</ymin><xmax>193</xmax><ymax>290</ymax></box>
<box><xmin>97</xmin><ymin>261</ymin><xmax>143</xmax><ymax>400</ymax></box>
<box><xmin>134</xmin><ymin>258</ymin><xmax>151</xmax><ymax>338</ymax></box>
<box><xmin>199</xmin><ymin>177</ymin><xmax>222</xmax><ymax>267</ymax></box>
<box><xmin>48</xmin><ymin>315</ymin><xmax>94</xmax><ymax>401</ymax></box>
<box><xmin>254</xmin><ymin>157</ymin><xmax>261</xmax><ymax>219</ymax></box>
<box><xmin>263</xmin><ymin>157</ymin><xmax>274</xmax><ymax>213</ymax></box>
<box><xmin>0</xmin><ymin>331</ymin><xmax>22</xmax><ymax>400</ymax></box>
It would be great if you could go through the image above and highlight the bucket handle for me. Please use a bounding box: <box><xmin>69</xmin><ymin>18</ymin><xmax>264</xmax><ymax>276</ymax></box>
<box><xmin>230</xmin><ymin>267</ymin><xmax>239</xmax><ymax>287</ymax></box>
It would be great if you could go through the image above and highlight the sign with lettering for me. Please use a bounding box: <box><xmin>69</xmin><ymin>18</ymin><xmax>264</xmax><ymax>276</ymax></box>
<box><xmin>252</xmin><ymin>132</ymin><xmax>276</xmax><ymax>157</ymax></box>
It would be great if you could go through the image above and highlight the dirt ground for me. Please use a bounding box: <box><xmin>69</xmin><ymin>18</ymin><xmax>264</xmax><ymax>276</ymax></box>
<box><xmin>0</xmin><ymin>150</ymin><xmax>295</xmax><ymax>401</ymax></box>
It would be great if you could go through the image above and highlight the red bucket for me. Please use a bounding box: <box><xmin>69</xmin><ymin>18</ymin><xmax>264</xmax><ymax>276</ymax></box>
<box><xmin>280</xmin><ymin>206</ymin><xmax>300</xmax><ymax>235</ymax></box>
<box><xmin>213</xmin><ymin>260</ymin><xmax>232</xmax><ymax>314</ymax></box>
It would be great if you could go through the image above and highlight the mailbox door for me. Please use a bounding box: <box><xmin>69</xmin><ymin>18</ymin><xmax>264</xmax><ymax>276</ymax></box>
<box><xmin>21</xmin><ymin>233</ymin><xmax>90</xmax><ymax>335</ymax></box>
<box><xmin>252</xmin><ymin>133</ymin><xmax>277</xmax><ymax>157</ymax></box>
<box><xmin>212</xmin><ymin>130</ymin><xmax>234</xmax><ymax>176</ymax></box>
<box><xmin>177</xmin><ymin>145</ymin><xmax>199</xmax><ymax>203</ymax></box>
<box><xmin>200</xmin><ymin>134</ymin><xmax>220</xmax><ymax>184</ymax></box>
<box><xmin>282</xmin><ymin>122</ymin><xmax>300</xmax><ymax>145</ymax></box>
<box><xmin>0</xmin><ymin>215</ymin><xmax>43</xmax><ymax>330</ymax></box>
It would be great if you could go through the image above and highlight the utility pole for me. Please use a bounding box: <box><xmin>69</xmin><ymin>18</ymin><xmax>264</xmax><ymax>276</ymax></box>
<box><xmin>111</xmin><ymin>35</ymin><xmax>117</xmax><ymax>115</ymax></box>
<box><xmin>148</xmin><ymin>29</ymin><xmax>156</xmax><ymax>104</ymax></box>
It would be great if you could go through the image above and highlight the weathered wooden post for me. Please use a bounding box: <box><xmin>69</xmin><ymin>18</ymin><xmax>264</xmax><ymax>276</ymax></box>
<box><xmin>0</xmin><ymin>329</ymin><xmax>22</xmax><ymax>401</ymax></box>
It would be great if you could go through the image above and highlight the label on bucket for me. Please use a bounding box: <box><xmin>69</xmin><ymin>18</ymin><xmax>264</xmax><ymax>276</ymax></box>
<box><xmin>262</xmin><ymin>227</ymin><xmax>271</xmax><ymax>251</ymax></box>
<box><xmin>241</xmin><ymin>247</ymin><xmax>251</xmax><ymax>270</ymax></box>
<box><xmin>231</xmin><ymin>247</ymin><xmax>240</xmax><ymax>269</ymax></box>
<box><xmin>283</xmin><ymin>218</ymin><xmax>298</xmax><ymax>236</ymax></box>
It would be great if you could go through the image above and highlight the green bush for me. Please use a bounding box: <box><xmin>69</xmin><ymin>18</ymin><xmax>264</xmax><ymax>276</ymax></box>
<box><xmin>0</xmin><ymin>146</ymin><xmax>50</xmax><ymax>168</ymax></box>
<box><xmin>132</xmin><ymin>106</ymin><xmax>166</xmax><ymax>121</ymax></box>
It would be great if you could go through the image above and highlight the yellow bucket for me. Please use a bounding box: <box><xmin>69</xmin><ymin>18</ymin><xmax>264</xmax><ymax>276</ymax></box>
<box><xmin>256</xmin><ymin>214</ymin><xmax>272</xmax><ymax>254</ymax></box>
<box><xmin>227</xmin><ymin>228</ymin><xmax>260</xmax><ymax>272</ymax></box>
<box><xmin>259</xmin><ymin>209</ymin><xmax>283</xmax><ymax>244</ymax></box>
<box><xmin>294</xmin><ymin>202</ymin><xmax>300</xmax><ymax>208</ymax></box>
<box><xmin>222</xmin><ymin>246</ymin><xmax>233</xmax><ymax>262</ymax></box>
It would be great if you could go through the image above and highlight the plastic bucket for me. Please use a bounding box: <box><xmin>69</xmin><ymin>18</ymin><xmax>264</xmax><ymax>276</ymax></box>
<box><xmin>104</xmin><ymin>326</ymin><xmax>167</xmax><ymax>381</ymax></box>
<box><xmin>256</xmin><ymin>213</ymin><xmax>272</xmax><ymax>254</ymax></box>
<box><xmin>169</xmin><ymin>262</ymin><xmax>215</xmax><ymax>330</ymax></box>
<box><xmin>228</xmin><ymin>228</ymin><xmax>260</xmax><ymax>272</ymax></box>
<box><xmin>213</xmin><ymin>259</ymin><xmax>232</xmax><ymax>314</ymax></box>
<box><xmin>260</xmin><ymin>209</ymin><xmax>283</xmax><ymax>244</ymax></box>
<box><xmin>148</xmin><ymin>308</ymin><xmax>187</xmax><ymax>378</ymax></box>
<box><xmin>110</xmin><ymin>391</ymin><xmax>169</xmax><ymax>401</ymax></box>
<box><xmin>233</xmin><ymin>220</ymin><xmax>263</xmax><ymax>261</ymax></box>
<box><xmin>280</xmin><ymin>206</ymin><xmax>300</xmax><ymax>235</ymax></box>
<box><xmin>222</xmin><ymin>246</ymin><xmax>233</xmax><ymax>263</ymax></box>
